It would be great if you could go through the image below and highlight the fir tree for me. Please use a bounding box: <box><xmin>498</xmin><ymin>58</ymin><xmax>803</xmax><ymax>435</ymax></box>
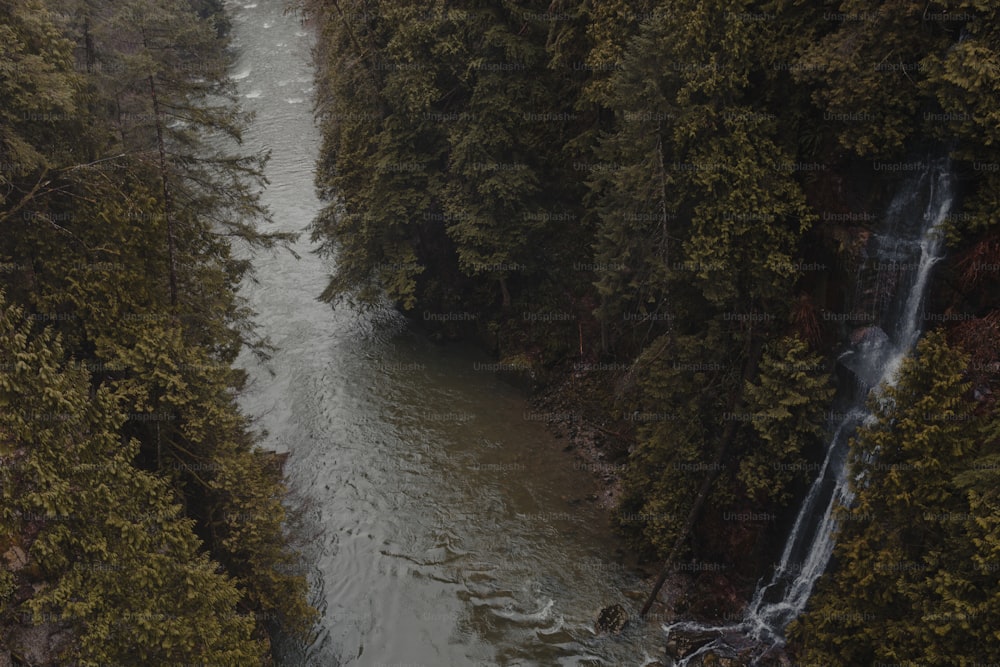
<box><xmin>0</xmin><ymin>295</ymin><xmax>266</xmax><ymax>665</ymax></box>
<box><xmin>790</xmin><ymin>331</ymin><xmax>1000</xmax><ymax>664</ymax></box>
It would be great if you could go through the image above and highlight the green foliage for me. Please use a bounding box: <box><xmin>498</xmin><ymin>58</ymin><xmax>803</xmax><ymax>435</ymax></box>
<box><xmin>0</xmin><ymin>0</ymin><xmax>314</xmax><ymax>656</ymax></box>
<box><xmin>740</xmin><ymin>336</ymin><xmax>833</xmax><ymax>504</ymax></box>
<box><xmin>308</xmin><ymin>0</ymin><xmax>590</xmax><ymax>326</ymax></box>
<box><xmin>790</xmin><ymin>331</ymin><xmax>1000</xmax><ymax>664</ymax></box>
<box><xmin>592</xmin><ymin>0</ymin><xmax>815</xmax><ymax>333</ymax></box>
<box><xmin>796</xmin><ymin>0</ymin><xmax>933</xmax><ymax>155</ymax></box>
<box><xmin>0</xmin><ymin>295</ymin><xmax>264</xmax><ymax>665</ymax></box>
<box><xmin>796</xmin><ymin>1</ymin><xmax>1000</xmax><ymax>158</ymax></box>
<box><xmin>206</xmin><ymin>444</ymin><xmax>316</xmax><ymax>639</ymax></box>
<box><xmin>0</xmin><ymin>0</ymin><xmax>78</xmax><ymax>178</ymax></box>
<box><xmin>309</xmin><ymin>0</ymin><xmax>435</xmax><ymax>310</ymax></box>
<box><xmin>617</xmin><ymin>329</ymin><xmax>738</xmax><ymax>557</ymax></box>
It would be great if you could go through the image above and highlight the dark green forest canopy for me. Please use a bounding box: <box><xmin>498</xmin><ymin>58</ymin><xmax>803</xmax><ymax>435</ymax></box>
<box><xmin>1</xmin><ymin>0</ymin><xmax>313</xmax><ymax>663</ymax></box>
<box><xmin>304</xmin><ymin>0</ymin><xmax>1000</xmax><ymax>654</ymax></box>
<box><xmin>3</xmin><ymin>0</ymin><xmax>997</xmax><ymax>662</ymax></box>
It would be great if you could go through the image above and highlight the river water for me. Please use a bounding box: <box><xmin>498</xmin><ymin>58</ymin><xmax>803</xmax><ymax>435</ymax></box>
<box><xmin>225</xmin><ymin>2</ymin><xmax>660</xmax><ymax>665</ymax></box>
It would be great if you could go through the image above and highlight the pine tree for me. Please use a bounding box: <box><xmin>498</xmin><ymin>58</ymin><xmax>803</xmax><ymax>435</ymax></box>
<box><xmin>790</xmin><ymin>331</ymin><xmax>1000</xmax><ymax>664</ymax></box>
<box><xmin>617</xmin><ymin>327</ymin><xmax>738</xmax><ymax>558</ymax></box>
<box><xmin>597</xmin><ymin>0</ymin><xmax>822</xmax><ymax>591</ymax></box>
<box><xmin>0</xmin><ymin>0</ymin><xmax>316</xmax><ymax>648</ymax></box>
<box><xmin>0</xmin><ymin>295</ymin><xmax>265</xmax><ymax>665</ymax></box>
<box><xmin>309</xmin><ymin>0</ymin><xmax>440</xmax><ymax>310</ymax></box>
<box><xmin>740</xmin><ymin>336</ymin><xmax>833</xmax><ymax>505</ymax></box>
<box><xmin>0</xmin><ymin>0</ymin><xmax>79</xmax><ymax>185</ymax></box>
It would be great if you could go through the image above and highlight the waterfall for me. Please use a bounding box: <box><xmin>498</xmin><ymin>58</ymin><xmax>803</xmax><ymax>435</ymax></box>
<box><xmin>663</xmin><ymin>159</ymin><xmax>954</xmax><ymax>665</ymax></box>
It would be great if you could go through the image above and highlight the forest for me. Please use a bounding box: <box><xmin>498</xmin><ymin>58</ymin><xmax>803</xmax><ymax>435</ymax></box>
<box><xmin>2</xmin><ymin>0</ymin><xmax>1000</xmax><ymax>664</ymax></box>
<box><xmin>0</xmin><ymin>0</ymin><xmax>313</xmax><ymax>664</ymax></box>
<box><xmin>303</xmin><ymin>0</ymin><xmax>1000</xmax><ymax>662</ymax></box>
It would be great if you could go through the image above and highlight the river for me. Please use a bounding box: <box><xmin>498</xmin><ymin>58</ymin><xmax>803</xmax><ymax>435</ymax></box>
<box><xmin>225</xmin><ymin>2</ymin><xmax>660</xmax><ymax>665</ymax></box>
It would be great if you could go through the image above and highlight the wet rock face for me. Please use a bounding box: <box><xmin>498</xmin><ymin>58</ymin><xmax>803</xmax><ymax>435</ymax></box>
<box><xmin>3</xmin><ymin>622</ymin><xmax>73</xmax><ymax>666</ymax></box>
<box><xmin>665</xmin><ymin>628</ymin><xmax>721</xmax><ymax>660</ymax></box>
<box><xmin>595</xmin><ymin>603</ymin><xmax>629</xmax><ymax>634</ymax></box>
<box><xmin>663</xmin><ymin>631</ymin><xmax>794</xmax><ymax>667</ymax></box>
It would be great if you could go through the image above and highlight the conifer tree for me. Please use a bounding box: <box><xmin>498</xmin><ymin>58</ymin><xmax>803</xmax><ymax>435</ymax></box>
<box><xmin>599</xmin><ymin>1</ymin><xmax>822</xmax><ymax>589</ymax></box>
<box><xmin>617</xmin><ymin>326</ymin><xmax>737</xmax><ymax>557</ymax></box>
<box><xmin>0</xmin><ymin>295</ymin><xmax>266</xmax><ymax>665</ymax></box>
<box><xmin>790</xmin><ymin>331</ymin><xmax>1000</xmax><ymax>664</ymax></box>
<box><xmin>740</xmin><ymin>336</ymin><xmax>833</xmax><ymax>505</ymax></box>
<box><xmin>0</xmin><ymin>0</ymin><xmax>315</xmax><ymax>649</ymax></box>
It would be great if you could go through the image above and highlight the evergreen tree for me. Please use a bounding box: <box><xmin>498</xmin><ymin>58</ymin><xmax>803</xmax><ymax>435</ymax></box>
<box><xmin>0</xmin><ymin>0</ymin><xmax>79</xmax><ymax>184</ymax></box>
<box><xmin>790</xmin><ymin>331</ymin><xmax>1000</xmax><ymax>664</ymax></box>
<box><xmin>617</xmin><ymin>326</ymin><xmax>738</xmax><ymax>557</ymax></box>
<box><xmin>599</xmin><ymin>0</ymin><xmax>823</xmax><ymax>589</ymax></box>
<box><xmin>740</xmin><ymin>336</ymin><xmax>833</xmax><ymax>505</ymax></box>
<box><xmin>0</xmin><ymin>295</ymin><xmax>265</xmax><ymax>665</ymax></box>
<box><xmin>440</xmin><ymin>2</ymin><xmax>578</xmax><ymax>309</ymax></box>
<box><xmin>309</xmin><ymin>0</ymin><xmax>439</xmax><ymax>309</ymax></box>
<box><xmin>0</xmin><ymin>0</ymin><xmax>315</xmax><ymax>650</ymax></box>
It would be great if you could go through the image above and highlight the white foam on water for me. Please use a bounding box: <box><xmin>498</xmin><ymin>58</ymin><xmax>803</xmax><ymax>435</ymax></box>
<box><xmin>491</xmin><ymin>597</ymin><xmax>556</xmax><ymax>624</ymax></box>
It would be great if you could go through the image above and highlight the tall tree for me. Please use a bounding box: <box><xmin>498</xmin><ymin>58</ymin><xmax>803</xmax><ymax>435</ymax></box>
<box><xmin>0</xmin><ymin>295</ymin><xmax>265</xmax><ymax>665</ymax></box>
<box><xmin>790</xmin><ymin>331</ymin><xmax>1000</xmax><ymax>664</ymax></box>
<box><xmin>594</xmin><ymin>2</ymin><xmax>827</xmax><ymax>611</ymax></box>
<box><xmin>0</xmin><ymin>0</ymin><xmax>315</xmax><ymax>650</ymax></box>
<box><xmin>739</xmin><ymin>335</ymin><xmax>833</xmax><ymax>505</ymax></box>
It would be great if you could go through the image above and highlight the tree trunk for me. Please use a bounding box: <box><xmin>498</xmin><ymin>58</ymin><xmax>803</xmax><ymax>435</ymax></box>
<box><xmin>640</xmin><ymin>332</ymin><xmax>765</xmax><ymax>617</ymax></box>
<box><xmin>499</xmin><ymin>276</ymin><xmax>511</xmax><ymax>307</ymax></box>
<box><xmin>147</xmin><ymin>72</ymin><xmax>179</xmax><ymax>308</ymax></box>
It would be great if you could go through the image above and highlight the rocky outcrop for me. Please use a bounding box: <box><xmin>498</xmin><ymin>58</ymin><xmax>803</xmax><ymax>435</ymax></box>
<box><xmin>2</xmin><ymin>539</ymin><xmax>74</xmax><ymax>666</ymax></box>
<box><xmin>662</xmin><ymin>628</ymin><xmax>795</xmax><ymax>667</ymax></box>
<box><xmin>665</xmin><ymin>627</ymin><xmax>724</xmax><ymax>661</ymax></box>
<box><xmin>595</xmin><ymin>603</ymin><xmax>629</xmax><ymax>635</ymax></box>
<box><xmin>1</xmin><ymin>622</ymin><xmax>73</xmax><ymax>666</ymax></box>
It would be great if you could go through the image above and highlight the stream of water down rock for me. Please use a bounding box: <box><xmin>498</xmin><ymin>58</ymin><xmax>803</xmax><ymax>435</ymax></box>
<box><xmin>663</xmin><ymin>162</ymin><xmax>954</xmax><ymax>665</ymax></box>
<box><xmin>222</xmin><ymin>2</ymin><xmax>956</xmax><ymax>665</ymax></box>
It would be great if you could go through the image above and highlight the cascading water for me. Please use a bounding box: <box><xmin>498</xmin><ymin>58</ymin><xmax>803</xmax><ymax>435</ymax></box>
<box><xmin>663</xmin><ymin>159</ymin><xmax>954</xmax><ymax>665</ymax></box>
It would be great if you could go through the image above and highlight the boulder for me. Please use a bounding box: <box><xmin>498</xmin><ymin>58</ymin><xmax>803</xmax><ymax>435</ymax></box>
<box><xmin>2</xmin><ymin>546</ymin><xmax>27</xmax><ymax>572</ymax></box>
<box><xmin>849</xmin><ymin>325</ymin><xmax>887</xmax><ymax>346</ymax></box>
<box><xmin>595</xmin><ymin>603</ymin><xmax>628</xmax><ymax>635</ymax></box>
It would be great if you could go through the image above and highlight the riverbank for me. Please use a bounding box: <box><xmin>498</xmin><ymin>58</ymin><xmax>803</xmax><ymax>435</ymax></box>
<box><xmin>523</xmin><ymin>363</ymin><xmax>741</xmax><ymax>626</ymax></box>
<box><xmin>528</xmin><ymin>366</ymin><xmax>632</xmax><ymax>512</ymax></box>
